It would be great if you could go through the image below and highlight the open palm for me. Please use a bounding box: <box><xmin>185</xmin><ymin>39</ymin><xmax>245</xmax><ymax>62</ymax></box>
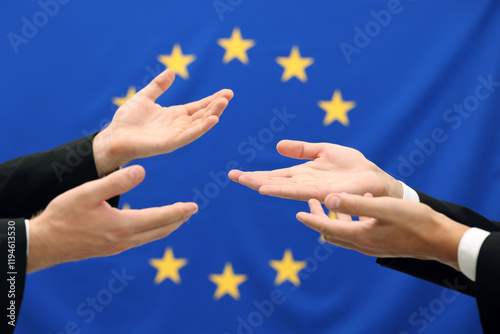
<box><xmin>229</xmin><ymin>140</ymin><xmax>399</xmax><ymax>202</ymax></box>
<box><xmin>97</xmin><ymin>69</ymin><xmax>233</xmax><ymax>168</ymax></box>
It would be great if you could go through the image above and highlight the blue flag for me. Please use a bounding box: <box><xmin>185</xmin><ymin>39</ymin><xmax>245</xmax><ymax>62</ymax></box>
<box><xmin>1</xmin><ymin>1</ymin><xmax>499</xmax><ymax>333</ymax></box>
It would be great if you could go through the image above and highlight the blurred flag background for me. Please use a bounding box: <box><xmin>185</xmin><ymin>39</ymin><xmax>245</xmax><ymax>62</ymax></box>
<box><xmin>1</xmin><ymin>1</ymin><xmax>500</xmax><ymax>333</ymax></box>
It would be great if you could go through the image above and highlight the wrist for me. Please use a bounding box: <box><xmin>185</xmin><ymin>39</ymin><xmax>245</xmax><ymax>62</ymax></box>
<box><xmin>428</xmin><ymin>212</ymin><xmax>470</xmax><ymax>271</ymax></box>
<box><xmin>380</xmin><ymin>171</ymin><xmax>404</xmax><ymax>199</ymax></box>
<box><xmin>27</xmin><ymin>215</ymin><xmax>55</xmax><ymax>273</ymax></box>
<box><xmin>93</xmin><ymin>130</ymin><xmax>122</xmax><ymax>177</ymax></box>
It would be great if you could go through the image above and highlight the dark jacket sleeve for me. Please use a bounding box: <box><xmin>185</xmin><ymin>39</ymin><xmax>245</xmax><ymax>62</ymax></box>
<box><xmin>475</xmin><ymin>233</ymin><xmax>500</xmax><ymax>333</ymax></box>
<box><xmin>377</xmin><ymin>190</ymin><xmax>500</xmax><ymax>333</ymax></box>
<box><xmin>0</xmin><ymin>134</ymin><xmax>118</xmax><ymax>218</ymax></box>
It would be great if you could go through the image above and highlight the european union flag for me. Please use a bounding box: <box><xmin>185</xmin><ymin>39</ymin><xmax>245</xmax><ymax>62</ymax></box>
<box><xmin>2</xmin><ymin>1</ymin><xmax>499</xmax><ymax>333</ymax></box>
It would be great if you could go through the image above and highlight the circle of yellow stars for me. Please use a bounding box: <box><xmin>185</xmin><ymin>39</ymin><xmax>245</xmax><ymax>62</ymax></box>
<box><xmin>112</xmin><ymin>27</ymin><xmax>356</xmax><ymax>127</ymax></box>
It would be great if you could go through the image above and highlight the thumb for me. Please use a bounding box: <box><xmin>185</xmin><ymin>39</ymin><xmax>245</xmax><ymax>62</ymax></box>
<box><xmin>139</xmin><ymin>69</ymin><xmax>175</xmax><ymax>101</ymax></box>
<box><xmin>325</xmin><ymin>193</ymin><xmax>379</xmax><ymax>218</ymax></box>
<box><xmin>79</xmin><ymin>165</ymin><xmax>145</xmax><ymax>205</ymax></box>
<box><xmin>276</xmin><ymin>140</ymin><xmax>327</xmax><ymax>160</ymax></box>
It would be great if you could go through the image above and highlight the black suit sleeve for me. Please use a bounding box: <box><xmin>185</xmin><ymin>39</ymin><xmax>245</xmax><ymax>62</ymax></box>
<box><xmin>377</xmin><ymin>189</ymin><xmax>500</xmax><ymax>333</ymax></box>
<box><xmin>475</xmin><ymin>233</ymin><xmax>500</xmax><ymax>333</ymax></box>
<box><xmin>0</xmin><ymin>134</ymin><xmax>118</xmax><ymax>218</ymax></box>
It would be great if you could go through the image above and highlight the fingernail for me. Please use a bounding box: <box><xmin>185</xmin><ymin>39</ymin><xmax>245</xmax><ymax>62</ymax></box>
<box><xmin>129</xmin><ymin>166</ymin><xmax>142</xmax><ymax>180</ymax></box>
<box><xmin>327</xmin><ymin>196</ymin><xmax>340</xmax><ymax>209</ymax></box>
<box><xmin>187</xmin><ymin>204</ymin><xmax>199</xmax><ymax>215</ymax></box>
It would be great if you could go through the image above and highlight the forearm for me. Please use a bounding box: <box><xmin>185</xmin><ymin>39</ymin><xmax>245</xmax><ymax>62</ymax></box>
<box><xmin>376</xmin><ymin>214</ymin><xmax>476</xmax><ymax>296</ymax></box>
<box><xmin>376</xmin><ymin>189</ymin><xmax>493</xmax><ymax>296</ymax></box>
<box><xmin>416</xmin><ymin>190</ymin><xmax>500</xmax><ymax>231</ymax></box>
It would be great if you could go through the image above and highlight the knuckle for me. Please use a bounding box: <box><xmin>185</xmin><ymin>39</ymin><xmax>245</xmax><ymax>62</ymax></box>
<box><xmin>347</xmin><ymin>200</ymin><xmax>361</xmax><ymax>216</ymax></box>
<box><xmin>173</xmin><ymin>203</ymin><xmax>192</xmax><ymax>218</ymax></box>
<box><xmin>107</xmin><ymin>175</ymin><xmax>125</xmax><ymax>194</ymax></box>
<box><xmin>318</xmin><ymin>226</ymin><xmax>328</xmax><ymax>235</ymax></box>
<box><xmin>104</xmin><ymin>226</ymin><xmax>132</xmax><ymax>244</ymax></box>
<box><xmin>107</xmin><ymin>242</ymin><xmax>129</xmax><ymax>255</ymax></box>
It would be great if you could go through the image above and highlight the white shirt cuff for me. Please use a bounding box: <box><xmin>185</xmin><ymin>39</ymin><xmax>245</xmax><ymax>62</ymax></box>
<box><xmin>398</xmin><ymin>181</ymin><xmax>420</xmax><ymax>202</ymax></box>
<box><xmin>458</xmin><ymin>227</ymin><xmax>490</xmax><ymax>282</ymax></box>
<box><xmin>25</xmin><ymin>219</ymin><xmax>29</xmax><ymax>256</ymax></box>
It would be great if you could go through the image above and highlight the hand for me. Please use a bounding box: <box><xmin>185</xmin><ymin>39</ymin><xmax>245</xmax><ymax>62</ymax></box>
<box><xmin>228</xmin><ymin>140</ymin><xmax>403</xmax><ymax>202</ymax></box>
<box><xmin>296</xmin><ymin>193</ymin><xmax>470</xmax><ymax>270</ymax></box>
<box><xmin>27</xmin><ymin>165</ymin><xmax>198</xmax><ymax>273</ymax></box>
<box><xmin>93</xmin><ymin>69</ymin><xmax>234</xmax><ymax>176</ymax></box>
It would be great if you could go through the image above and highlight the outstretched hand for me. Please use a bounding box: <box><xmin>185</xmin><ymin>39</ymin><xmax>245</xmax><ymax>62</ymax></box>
<box><xmin>28</xmin><ymin>165</ymin><xmax>198</xmax><ymax>273</ymax></box>
<box><xmin>94</xmin><ymin>69</ymin><xmax>234</xmax><ymax>176</ymax></box>
<box><xmin>296</xmin><ymin>193</ymin><xmax>469</xmax><ymax>270</ymax></box>
<box><xmin>229</xmin><ymin>140</ymin><xmax>403</xmax><ymax>202</ymax></box>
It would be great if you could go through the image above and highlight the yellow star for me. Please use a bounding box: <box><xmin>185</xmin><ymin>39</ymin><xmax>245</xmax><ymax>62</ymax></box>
<box><xmin>149</xmin><ymin>247</ymin><xmax>188</xmax><ymax>285</ymax></box>
<box><xmin>276</xmin><ymin>46</ymin><xmax>314</xmax><ymax>82</ymax></box>
<box><xmin>318</xmin><ymin>90</ymin><xmax>356</xmax><ymax>127</ymax></box>
<box><xmin>269</xmin><ymin>249</ymin><xmax>306</xmax><ymax>287</ymax></box>
<box><xmin>158</xmin><ymin>44</ymin><xmax>196</xmax><ymax>79</ymax></box>
<box><xmin>112</xmin><ymin>86</ymin><xmax>136</xmax><ymax>107</ymax></box>
<box><xmin>121</xmin><ymin>203</ymin><xmax>131</xmax><ymax>210</ymax></box>
<box><xmin>217</xmin><ymin>27</ymin><xmax>255</xmax><ymax>64</ymax></box>
<box><xmin>209</xmin><ymin>262</ymin><xmax>247</xmax><ymax>300</ymax></box>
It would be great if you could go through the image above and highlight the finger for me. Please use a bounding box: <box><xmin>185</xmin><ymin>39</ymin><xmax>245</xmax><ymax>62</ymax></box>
<box><xmin>236</xmin><ymin>169</ymin><xmax>293</xmax><ymax>189</ymax></box>
<box><xmin>124</xmin><ymin>202</ymin><xmax>198</xmax><ymax>233</ymax></box>
<box><xmin>228</xmin><ymin>169</ymin><xmax>290</xmax><ymax>184</ymax></box>
<box><xmin>185</xmin><ymin>89</ymin><xmax>233</xmax><ymax>115</ymax></box>
<box><xmin>139</xmin><ymin>69</ymin><xmax>175</xmax><ymax>101</ymax></box>
<box><xmin>176</xmin><ymin>100</ymin><xmax>228</xmax><ymax>145</ymax></box>
<box><xmin>131</xmin><ymin>215</ymin><xmax>190</xmax><ymax>247</ymax></box>
<box><xmin>276</xmin><ymin>140</ymin><xmax>329</xmax><ymax>160</ymax></box>
<box><xmin>200</xmin><ymin>90</ymin><xmax>234</xmax><ymax>117</ymax></box>
<box><xmin>322</xmin><ymin>235</ymin><xmax>361</xmax><ymax>252</ymax></box>
<box><xmin>228</xmin><ymin>169</ymin><xmax>244</xmax><ymax>182</ymax></box>
<box><xmin>238</xmin><ymin>174</ymin><xmax>296</xmax><ymax>193</ymax></box>
<box><xmin>308</xmin><ymin>199</ymin><xmax>327</xmax><ymax>217</ymax></box>
<box><xmin>259</xmin><ymin>183</ymin><xmax>324</xmax><ymax>202</ymax></box>
<box><xmin>296</xmin><ymin>211</ymin><xmax>357</xmax><ymax>240</ymax></box>
<box><xmin>335</xmin><ymin>211</ymin><xmax>353</xmax><ymax>221</ymax></box>
<box><xmin>78</xmin><ymin>165</ymin><xmax>145</xmax><ymax>205</ymax></box>
<box><xmin>206</xmin><ymin>95</ymin><xmax>232</xmax><ymax>118</ymax></box>
<box><xmin>359</xmin><ymin>193</ymin><xmax>374</xmax><ymax>220</ymax></box>
<box><xmin>191</xmin><ymin>96</ymin><xmax>229</xmax><ymax>121</ymax></box>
